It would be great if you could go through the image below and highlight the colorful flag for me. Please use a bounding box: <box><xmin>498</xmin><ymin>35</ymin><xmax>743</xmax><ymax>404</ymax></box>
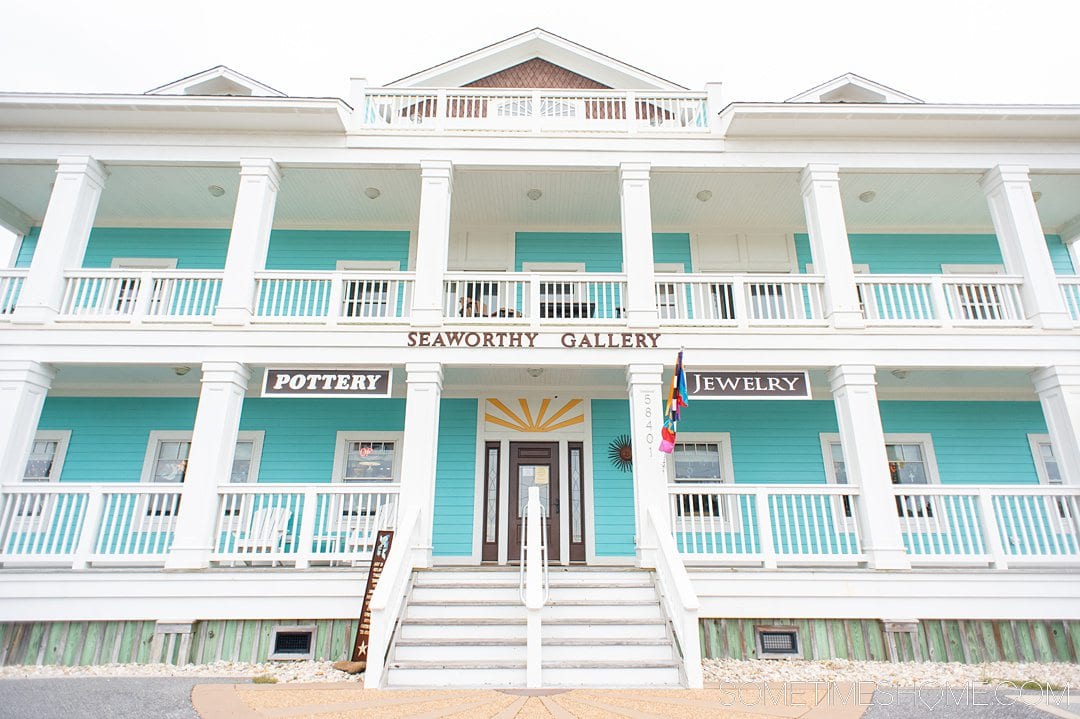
<box><xmin>659</xmin><ymin>351</ymin><xmax>688</xmax><ymax>454</ymax></box>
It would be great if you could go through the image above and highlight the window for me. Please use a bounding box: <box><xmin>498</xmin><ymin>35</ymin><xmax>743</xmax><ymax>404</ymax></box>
<box><xmin>654</xmin><ymin>264</ymin><xmax>685</xmax><ymax>320</ymax></box>
<box><xmin>337</xmin><ymin>261</ymin><xmax>398</xmax><ymax>319</ymax></box>
<box><xmin>1029</xmin><ymin>434</ymin><xmax>1070</xmax><ymax>518</ymax></box>
<box><xmin>111</xmin><ymin>258</ymin><xmax>177</xmax><ymax>315</ymax></box>
<box><xmin>332</xmin><ymin>433</ymin><xmax>401</xmax><ymax>483</ymax></box>
<box><xmin>22</xmin><ymin>431</ymin><xmax>71</xmax><ymax>482</ymax></box>
<box><xmin>941</xmin><ymin>265</ymin><xmax>1008</xmax><ymax>321</ymax></box>
<box><xmin>141</xmin><ymin>430</ymin><xmax>264</xmax><ymax>484</ymax></box>
<box><xmin>822</xmin><ymin>433</ymin><xmax>940</xmax><ymax>519</ymax></box>
<box><xmin>522</xmin><ymin>262</ymin><xmax>587</xmax><ymax>319</ymax></box>
<box><xmin>668</xmin><ymin>433</ymin><xmax>735</xmax><ymax>521</ymax></box>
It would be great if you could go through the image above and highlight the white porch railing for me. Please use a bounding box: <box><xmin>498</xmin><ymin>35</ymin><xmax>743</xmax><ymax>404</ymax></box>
<box><xmin>444</xmin><ymin>272</ymin><xmax>626</xmax><ymax>324</ymax></box>
<box><xmin>58</xmin><ymin>270</ymin><xmax>223</xmax><ymax>320</ymax></box>
<box><xmin>668</xmin><ymin>485</ymin><xmax>863</xmax><ymax>567</ymax></box>
<box><xmin>1060</xmin><ymin>278</ymin><xmax>1080</xmax><ymax>323</ymax></box>
<box><xmin>253</xmin><ymin>271</ymin><xmax>414</xmax><ymax>323</ymax></box>
<box><xmin>858</xmin><ymin>274</ymin><xmax>1028</xmax><ymax>326</ymax></box>
<box><xmin>656</xmin><ymin>274</ymin><xmax>827</xmax><ymax>326</ymax></box>
<box><xmin>0</xmin><ymin>484</ymin><xmax>182</xmax><ymax>568</ymax></box>
<box><xmin>0</xmin><ymin>270</ymin><xmax>27</xmax><ymax>316</ymax></box>
<box><xmin>365</xmin><ymin>504</ymin><xmax>422</xmax><ymax>689</ymax></box>
<box><xmin>210</xmin><ymin>484</ymin><xmax>399</xmax><ymax>567</ymax></box>
<box><xmin>895</xmin><ymin>486</ymin><xmax>1080</xmax><ymax>568</ymax></box>
<box><xmin>362</xmin><ymin>89</ymin><xmax>710</xmax><ymax>133</ymax></box>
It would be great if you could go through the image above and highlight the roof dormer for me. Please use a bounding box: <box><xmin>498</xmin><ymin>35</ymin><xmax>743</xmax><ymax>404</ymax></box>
<box><xmin>786</xmin><ymin>73</ymin><xmax>922</xmax><ymax>104</ymax></box>
<box><xmin>146</xmin><ymin>66</ymin><xmax>286</xmax><ymax>97</ymax></box>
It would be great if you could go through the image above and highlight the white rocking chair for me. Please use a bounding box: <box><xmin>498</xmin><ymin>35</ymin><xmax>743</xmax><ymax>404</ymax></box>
<box><xmin>234</xmin><ymin>507</ymin><xmax>293</xmax><ymax>566</ymax></box>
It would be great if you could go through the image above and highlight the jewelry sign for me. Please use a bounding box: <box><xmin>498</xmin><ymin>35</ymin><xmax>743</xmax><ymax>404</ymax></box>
<box><xmin>262</xmin><ymin>369</ymin><xmax>392</xmax><ymax>398</ymax></box>
<box><xmin>686</xmin><ymin>371</ymin><xmax>811</xmax><ymax>399</ymax></box>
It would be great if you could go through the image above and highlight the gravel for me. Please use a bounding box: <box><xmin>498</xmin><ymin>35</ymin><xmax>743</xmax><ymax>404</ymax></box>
<box><xmin>703</xmin><ymin>658</ymin><xmax>1080</xmax><ymax>688</ymax></box>
<box><xmin>0</xmin><ymin>660</ymin><xmax>357</xmax><ymax>684</ymax></box>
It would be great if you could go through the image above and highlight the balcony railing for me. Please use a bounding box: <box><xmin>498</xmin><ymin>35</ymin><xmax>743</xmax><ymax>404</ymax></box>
<box><xmin>444</xmin><ymin>272</ymin><xmax>626</xmax><ymax>324</ymax></box>
<box><xmin>0</xmin><ymin>270</ymin><xmax>26</xmax><ymax>316</ymax></box>
<box><xmin>1061</xmin><ymin>278</ymin><xmax>1080</xmax><ymax>323</ymax></box>
<box><xmin>362</xmin><ymin>89</ymin><xmax>710</xmax><ymax>133</ymax></box>
<box><xmin>253</xmin><ymin>271</ymin><xmax>414</xmax><ymax>323</ymax></box>
<box><xmin>58</xmin><ymin>270</ymin><xmax>223</xmax><ymax>321</ymax></box>
<box><xmin>858</xmin><ymin>274</ymin><xmax>1029</xmax><ymax>326</ymax></box>
<box><xmin>655</xmin><ymin>274</ymin><xmax>827</xmax><ymax>326</ymax></box>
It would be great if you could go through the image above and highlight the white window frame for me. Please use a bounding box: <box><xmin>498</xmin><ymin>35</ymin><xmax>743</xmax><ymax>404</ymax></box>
<box><xmin>522</xmin><ymin>262</ymin><xmax>588</xmax><ymax>319</ymax></box>
<box><xmin>335</xmin><ymin>260</ymin><xmax>398</xmax><ymax>272</ymax></box>
<box><xmin>140</xmin><ymin>430</ymin><xmax>264</xmax><ymax>484</ymax></box>
<box><xmin>336</xmin><ymin>260</ymin><xmax>399</xmax><ymax>319</ymax></box>
<box><xmin>654</xmin><ymin>263</ymin><xmax>686</xmax><ymax>320</ymax></box>
<box><xmin>1028</xmin><ymin>434</ymin><xmax>1062</xmax><ymax>486</ymax></box>
<box><xmin>332</xmin><ymin>432</ymin><xmax>402</xmax><ymax>484</ymax></box>
<box><xmin>940</xmin><ymin>264</ymin><xmax>1005</xmax><ymax>275</ymax></box>
<box><xmin>111</xmin><ymin>258</ymin><xmax>179</xmax><ymax>270</ymax></box>
<box><xmin>22</xmin><ymin>430</ymin><xmax>71</xmax><ymax>483</ymax></box>
<box><xmin>666</xmin><ymin>432</ymin><xmax>739</xmax><ymax>531</ymax></box>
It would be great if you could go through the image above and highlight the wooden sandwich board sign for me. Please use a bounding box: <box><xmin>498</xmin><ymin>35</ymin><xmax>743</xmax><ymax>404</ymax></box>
<box><xmin>333</xmin><ymin>529</ymin><xmax>393</xmax><ymax>674</ymax></box>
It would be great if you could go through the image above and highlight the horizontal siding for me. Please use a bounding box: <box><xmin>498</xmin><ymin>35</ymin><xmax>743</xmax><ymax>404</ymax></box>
<box><xmin>38</xmin><ymin>397</ymin><xmax>197</xmax><ymax>483</ymax></box>
<box><xmin>794</xmin><ymin>233</ymin><xmax>1075</xmax><ymax>275</ymax></box>
<box><xmin>590</xmin><ymin>399</ymin><xmax>635</xmax><ymax>556</ymax></box>
<box><xmin>432</xmin><ymin>399</ymin><xmax>478</xmax><ymax>556</ymax></box>
<box><xmin>238</xmin><ymin>398</ymin><xmax>405</xmax><ymax>483</ymax></box>
<box><xmin>265</xmin><ymin>230</ymin><xmax>411</xmax><ymax>270</ymax></box>
<box><xmin>81</xmin><ymin>228</ymin><xmax>230</xmax><ymax>269</ymax></box>
<box><xmin>14</xmin><ymin>228</ymin><xmax>39</xmax><ymax>268</ymax></box>
<box><xmin>514</xmin><ymin>232</ymin><xmax>692</xmax><ymax>273</ymax></box>
<box><xmin>652</xmin><ymin>233</ymin><xmax>693</xmax><ymax>271</ymax></box>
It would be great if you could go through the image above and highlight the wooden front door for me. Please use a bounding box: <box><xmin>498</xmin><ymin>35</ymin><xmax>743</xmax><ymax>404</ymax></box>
<box><xmin>507</xmin><ymin>442</ymin><xmax>560</xmax><ymax>562</ymax></box>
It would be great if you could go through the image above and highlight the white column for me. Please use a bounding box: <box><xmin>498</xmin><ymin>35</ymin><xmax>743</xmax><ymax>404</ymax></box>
<box><xmin>827</xmin><ymin>365</ymin><xmax>910</xmax><ymax>570</ymax></box>
<box><xmin>214</xmin><ymin>159</ymin><xmax>281</xmax><ymax>325</ymax></box>
<box><xmin>619</xmin><ymin>163</ymin><xmax>659</xmax><ymax>327</ymax></box>
<box><xmin>1031</xmin><ymin>366</ymin><xmax>1080</xmax><ymax>485</ymax></box>
<box><xmin>0</xmin><ymin>361</ymin><xmax>55</xmax><ymax>486</ymax></box>
<box><xmin>981</xmin><ymin>165</ymin><xmax>1072</xmax><ymax>329</ymax></box>
<box><xmin>800</xmin><ymin>164</ymin><xmax>865</xmax><ymax>329</ymax></box>
<box><xmin>627</xmin><ymin>363</ymin><xmax>666</xmax><ymax>567</ymax></box>
<box><xmin>14</xmin><ymin>156</ymin><xmax>107</xmax><ymax>322</ymax></box>
<box><xmin>398</xmin><ymin>362</ymin><xmax>443</xmax><ymax>567</ymax></box>
<box><xmin>411</xmin><ymin>162</ymin><xmax>453</xmax><ymax>326</ymax></box>
<box><xmin>704</xmin><ymin>82</ymin><xmax>723</xmax><ymax>134</ymax></box>
<box><xmin>165</xmin><ymin>362</ymin><xmax>250</xmax><ymax>570</ymax></box>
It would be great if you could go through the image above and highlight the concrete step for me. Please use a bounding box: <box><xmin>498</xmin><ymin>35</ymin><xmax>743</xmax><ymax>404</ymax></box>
<box><xmin>386</xmin><ymin>660</ymin><xmax>526</xmax><ymax>688</ymax></box>
<box><xmin>543</xmin><ymin>639</ymin><xmax>673</xmax><ymax>662</ymax></box>
<box><xmin>542</xmin><ymin>619</ymin><xmax>669</xmax><ymax>640</ymax></box>
<box><xmin>408</xmin><ymin>584</ymin><xmax>657</xmax><ymax>603</ymax></box>
<box><xmin>405</xmin><ymin>600</ymin><xmax>526</xmax><ymax>620</ymax></box>
<box><xmin>542</xmin><ymin>661</ymin><xmax>683</xmax><ymax>688</ymax></box>
<box><xmin>399</xmin><ymin>619</ymin><xmax>526</xmax><ymax>641</ymax></box>
<box><xmin>394</xmin><ymin>639</ymin><xmax>527</xmax><ymax>662</ymax></box>
<box><xmin>543</xmin><ymin>600</ymin><xmax>662</xmax><ymax>621</ymax></box>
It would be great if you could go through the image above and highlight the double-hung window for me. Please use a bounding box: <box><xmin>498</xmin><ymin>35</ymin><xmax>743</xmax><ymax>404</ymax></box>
<box><xmin>668</xmin><ymin>434</ymin><xmax>735</xmax><ymax>524</ymax></box>
<box><xmin>523</xmin><ymin>263</ymin><xmax>587</xmax><ymax>319</ymax></box>
<box><xmin>22</xmin><ymin>431</ymin><xmax>71</xmax><ymax>483</ymax></box>
<box><xmin>141</xmin><ymin>431</ymin><xmax>264</xmax><ymax>484</ymax></box>
<box><xmin>332</xmin><ymin>433</ymin><xmax>401</xmax><ymax>484</ymax></box>
<box><xmin>822</xmin><ymin>433</ymin><xmax>940</xmax><ymax>519</ymax></box>
<box><xmin>1029</xmin><ymin>434</ymin><xmax>1070</xmax><ymax>518</ymax></box>
<box><xmin>337</xmin><ymin>261</ymin><xmax>398</xmax><ymax>319</ymax></box>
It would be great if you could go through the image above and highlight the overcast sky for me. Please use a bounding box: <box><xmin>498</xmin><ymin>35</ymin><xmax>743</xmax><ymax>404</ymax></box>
<box><xmin>2</xmin><ymin>0</ymin><xmax>1079</xmax><ymax>104</ymax></box>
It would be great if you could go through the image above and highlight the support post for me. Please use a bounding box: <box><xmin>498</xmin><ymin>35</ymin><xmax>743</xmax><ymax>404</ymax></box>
<box><xmin>619</xmin><ymin>163</ymin><xmax>659</xmax><ymax>327</ymax></box>
<box><xmin>981</xmin><ymin>165</ymin><xmax>1072</xmax><ymax>329</ymax></box>
<box><xmin>704</xmin><ymin>82</ymin><xmax>724</xmax><ymax>134</ymax></box>
<box><xmin>0</xmin><ymin>361</ymin><xmax>55</xmax><ymax>486</ymax></box>
<box><xmin>524</xmin><ymin>486</ymin><xmax>543</xmax><ymax>688</ymax></box>
<box><xmin>627</xmin><ymin>363</ymin><xmax>666</xmax><ymax>568</ymax></box>
<box><xmin>214</xmin><ymin>159</ymin><xmax>281</xmax><ymax>325</ymax></box>
<box><xmin>14</xmin><ymin>157</ymin><xmax>106</xmax><ymax>323</ymax></box>
<box><xmin>165</xmin><ymin>362</ymin><xmax>250</xmax><ymax>570</ymax></box>
<box><xmin>828</xmin><ymin>365</ymin><xmax>910</xmax><ymax>570</ymax></box>
<box><xmin>800</xmin><ymin>164</ymin><xmax>865</xmax><ymax>329</ymax></box>
<box><xmin>411</xmin><ymin>162</ymin><xmax>453</xmax><ymax>326</ymax></box>
<box><xmin>398</xmin><ymin>362</ymin><xmax>443</xmax><ymax>567</ymax></box>
<box><xmin>1031</xmin><ymin>366</ymin><xmax>1080</xmax><ymax>486</ymax></box>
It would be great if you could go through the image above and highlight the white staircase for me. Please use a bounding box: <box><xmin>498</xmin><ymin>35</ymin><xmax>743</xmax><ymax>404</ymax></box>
<box><xmin>384</xmin><ymin>566</ymin><xmax>684</xmax><ymax>688</ymax></box>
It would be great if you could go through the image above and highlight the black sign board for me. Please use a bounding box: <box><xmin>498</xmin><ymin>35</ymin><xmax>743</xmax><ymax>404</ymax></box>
<box><xmin>350</xmin><ymin>529</ymin><xmax>393</xmax><ymax>665</ymax></box>
<box><xmin>262</xmin><ymin>369</ymin><xmax>392</xmax><ymax>398</ymax></box>
<box><xmin>686</xmin><ymin>371</ymin><xmax>811</xmax><ymax>399</ymax></box>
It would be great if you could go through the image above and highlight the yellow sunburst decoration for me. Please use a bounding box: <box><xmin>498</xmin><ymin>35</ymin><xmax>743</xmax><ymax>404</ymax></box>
<box><xmin>485</xmin><ymin>398</ymin><xmax>584</xmax><ymax>433</ymax></box>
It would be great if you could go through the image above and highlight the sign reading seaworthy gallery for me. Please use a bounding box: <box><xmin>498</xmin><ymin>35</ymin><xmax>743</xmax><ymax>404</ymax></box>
<box><xmin>686</xmin><ymin>371</ymin><xmax>812</xmax><ymax>400</ymax></box>
<box><xmin>262</xmin><ymin>369</ymin><xmax>392</xmax><ymax>398</ymax></box>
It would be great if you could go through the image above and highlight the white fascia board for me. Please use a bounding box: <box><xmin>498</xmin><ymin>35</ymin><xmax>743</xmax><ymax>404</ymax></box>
<box><xmin>146</xmin><ymin>66</ymin><xmax>286</xmax><ymax>97</ymax></box>
<box><xmin>718</xmin><ymin>103</ymin><xmax>1080</xmax><ymax>140</ymax></box>
<box><xmin>786</xmin><ymin>73</ymin><xmax>923</xmax><ymax>104</ymax></box>
<box><xmin>0</xmin><ymin>94</ymin><xmax>351</xmax><ymax>133</ymax></box>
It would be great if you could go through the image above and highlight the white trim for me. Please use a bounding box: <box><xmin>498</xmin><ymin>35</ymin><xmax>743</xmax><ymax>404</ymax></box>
<box><xmin>1028</xmin><ymin>433</ymin><xmax>1062</xmax><ymax>486</ymax></box>
<box><xmin>520</xmin><ymin>262</ymin><xmax>586</xmax><ymax>273</ymax></box>
<box><xmin>807</xmin><ymin>263</ymin><xmax>869</xmax><ymax>274</ymax></box>
<box><xmin>22</xmin><ymin>430</ymin><xmax>71</xmax><ymax>483</ymax></box>
<box><xmin>335</xmin><ymin>260</ymin><xmax>400</xmax><ymax>271</ymax></box>
<box><xmin>140</xmin><ymin>430</ymin><xmax>264</xmax><ymax>484</ymax></box>
<box><xmin>941</xmin><ymin>264</ymin><xmax>1005</xmax><ymax>275</ymax></box>
<box><xmin>330</xmin><ymin>431</ymin><xmax>403</xmax><ymax>484</ymax></box>
<box><xmin>110</xmin><ymin>257</ymin><xmax>178</xmax><ymax>269</ymax></box>
<box><xmin>820</xmin><ymin>432</ymin><xmax>941</xmax><ymax>486</ymax></box>
<box><xmin>654</xmin><ymin>263</ymin><xmax>685</xmax><ymax>273</ymax></box>
<box><xmin>667</xmin><ymin>432</ymin><xmax>740</xmax><ymax>533</ymax></box>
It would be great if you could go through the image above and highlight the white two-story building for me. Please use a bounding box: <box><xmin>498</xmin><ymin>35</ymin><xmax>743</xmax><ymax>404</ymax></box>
<box><xmin>0</xmin><ymin>29</ymin><xmax>1078</xmax><ymax>688</ymax></box>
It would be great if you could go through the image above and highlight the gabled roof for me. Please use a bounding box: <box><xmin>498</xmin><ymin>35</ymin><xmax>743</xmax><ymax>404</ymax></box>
<box><xmin>146</xmin><ymin>65</ymin><xmax>286</xmax><ymax>97</ymax></box>
<box><xmin>385</xmin><ymin>28</ymin><xmax>686</xmax><ymax>91</ymax></box>
<box><xmin>786</xmin><ymin>73</ymin><xmax>922</xmax><ymax>104</ymax></box>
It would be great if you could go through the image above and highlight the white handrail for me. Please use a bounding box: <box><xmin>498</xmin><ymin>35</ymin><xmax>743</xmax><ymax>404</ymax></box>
<box><xmin>520</xmin><ymin>486</ymin><xmax>548</xmax><ymax>688</ymax></box>
<box><xmin>364</xmin><ymin>504</ymin><xmax>421</xmax><ymax>689</ymax></box>
<box><xmin>646</xmin><ymin>504</ymin><xmax>704</xmax><ymax>689</ymax></box>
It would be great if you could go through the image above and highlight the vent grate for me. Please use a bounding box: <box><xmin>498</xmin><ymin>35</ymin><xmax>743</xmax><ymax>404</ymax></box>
<box><xmin>755</xmin><ymin>625</ymin><xmax>802</xmax><ymax>659</ymax></box>
<box><xmin>268</xmin><ymin>626</ymin><xmax>316</xmax><ymax>661</ymax></box>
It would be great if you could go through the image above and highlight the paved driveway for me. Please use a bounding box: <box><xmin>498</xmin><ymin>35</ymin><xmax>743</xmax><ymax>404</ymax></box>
<box><xmin>0</xmin><ymin>677</ymin><xmax>240</xmax><ymax>719</ymax></box>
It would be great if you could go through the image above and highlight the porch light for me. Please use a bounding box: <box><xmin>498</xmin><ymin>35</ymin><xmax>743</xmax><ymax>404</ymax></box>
<box><xmin>1032</xmin><ymin>191</ymin><xmax>1043</xmax><ymax>203</ymax></box>
<box><xmin>526</xmin><ymin>188</ymin><xmax>542</xmax><ymax>200</ymax></box>
<box><xmin>891</xmin><ymin>369</ymin><xmax>909</xmax><ymax>380</ymax></box>
<box><xmin>526</xmin><ymin>368</ymin><xmax>544</xmax><ymax>378</ymax></box>
<box><xmin>858</xmin><ymin>190</ymin><xmax>876</xmax><ymax>203</ymax></box>
<box><xmin>695</xmin><ymin>190</ymin><xmax>712</xmax><ymax>202</ymax></box>
<box><xmin>207</xmin><ymin>185</ymin><xmax>226</xmax><ymax>197</ymax></box>
<box><xmin>173</xmin><ymin>366</ymin><xmax>191</xmax><ymax>376</ymax></box>
<box><xmin>364</xmin><ymin>187</ymin><xmax>381</xmax><ymax>199</ymax></box>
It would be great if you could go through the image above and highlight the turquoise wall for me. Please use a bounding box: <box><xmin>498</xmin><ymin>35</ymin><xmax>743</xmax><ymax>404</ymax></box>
<box><xmin>14</xmin><ymin>228</ymin><xmax>39</xmax><ymax>268</ymax></box>
<box><xmin>514</xmin><ymin>232</ymin><xmax>691</xmax><ymax>272</ymax></box>
<box><xmin>432</xmin><ymin>399</ymin><xmax>478</xmax><ymax>557</ymax></box>
<box><xmin>81</xmin><ymin>228</ymin><xmax>230</xmax><ymax>269</ymax></box>
<box><xmin>238</xmin><ymin>398</ymin><xmax>405</xmax><ymax>483</ymax></box>
<box><xmin>794</xmin><ymin>233</ymin><xmax>1075</xmax><ymax>275</ymax></box>
<box><xmin>265</xmin><ymin>230</ymin><xmax>411</xmax><ymax>270</ymax></box>
<box><xmin>590</xmin><ymin>400</ymin><xmax>636</xmax><ymax>556</ymax></box>
<box><xmin>37</xmin><ymin>398</ymin><xmax>198</xmax><ymax>482</ymax></box>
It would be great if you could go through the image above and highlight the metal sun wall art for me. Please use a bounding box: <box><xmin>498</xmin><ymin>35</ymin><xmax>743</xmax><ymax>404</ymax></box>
<box><xmin>608</xmin><ymin>435</ymin><xmax>633</xmax><ymax>471</ymax></box>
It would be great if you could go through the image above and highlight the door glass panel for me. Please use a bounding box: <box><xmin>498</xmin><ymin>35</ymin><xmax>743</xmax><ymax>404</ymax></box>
<box><xmin>517</xmin><ymin>464</ymin><xmax>549</xmax><ymax>517</ymax></box>
<box><xmin>486</xmin><ymin>446</ymin><xmax>499</xmax><ymax>542</ymax></box>
<box><xmin>570</xmin><ymin>447</ymin><xmax>582</xmax><ymax>543</ymax></box>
